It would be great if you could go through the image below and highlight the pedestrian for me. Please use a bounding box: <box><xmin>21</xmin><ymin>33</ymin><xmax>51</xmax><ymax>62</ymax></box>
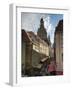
<box><xmin>40</xmin><ymin>60</ymin><xmax>48</xmax><ymax>76</ymax></box>
<box><xmin>48</xmin><ymin>60</ymin><xmax>56</xmax><ymax>75</ymax></box>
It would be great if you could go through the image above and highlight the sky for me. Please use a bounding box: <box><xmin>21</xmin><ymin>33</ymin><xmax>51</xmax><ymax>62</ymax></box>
<box><xmin>21</xmin><ymin>12</ymin><xmax>63</xmax><ymax>44</ymax></box>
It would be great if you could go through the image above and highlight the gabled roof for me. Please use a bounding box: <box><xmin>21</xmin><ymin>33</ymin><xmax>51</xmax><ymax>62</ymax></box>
<box><xmin>22</xmin><ymin>29</ymin><xmax>30</xmax><ymax>43</ymax></box>
<box><xmin>22</xmin><ymin>29</ymin><xmax>48</xmax><ymax>46</ymax></box>
<box><xmin>27</xmin><ymin>31</ymin><xmax>48</xmax><ymax>46</ymax></box>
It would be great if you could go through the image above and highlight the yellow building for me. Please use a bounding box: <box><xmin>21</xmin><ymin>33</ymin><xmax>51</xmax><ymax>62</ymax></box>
<box><xmin>27</xmin><ymin>31</ymin><xmax>49</xmax><ymax>68</ymax></box>
<box><xmin>22</xmin><ymin>29</ymin><xmax>49</xmax><ymax>75</ymax></box>
<box><xmin>54</xmin><ymin>20</ymin><xmax>63</xmax><ymax>73</ymax></box>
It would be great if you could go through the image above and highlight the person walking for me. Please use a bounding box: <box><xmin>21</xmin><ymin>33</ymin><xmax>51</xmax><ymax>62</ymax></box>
<box><xmin>48</xmin><ymin>60</ymin><xmax>56</xmax><ymax>75</ymax></box>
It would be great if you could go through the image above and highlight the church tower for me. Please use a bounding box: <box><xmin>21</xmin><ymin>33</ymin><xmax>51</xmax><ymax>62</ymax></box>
<box><xmin>37</xmin><ymin>18</ymin><xmax>48</xmax><ymax>43</ymax></box>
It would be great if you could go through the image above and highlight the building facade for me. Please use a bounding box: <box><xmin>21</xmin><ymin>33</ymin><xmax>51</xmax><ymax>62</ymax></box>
<box><xmin>22</xmin><ymin>29</ymin><xmax>49</xmax><ymax>75</ymax></box>
<box><xmin>54</xmin><ymin>20</ymin><xmax>63</xmax><ymax>73</ymax></box>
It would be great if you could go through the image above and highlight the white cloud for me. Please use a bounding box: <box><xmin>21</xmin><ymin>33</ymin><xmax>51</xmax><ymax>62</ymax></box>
<box><xmin>21</xmin><ymin>13</ymin><xmax>55</xmax><ymax>44</ymax></box>
<box><xmin>44</xmin><ymin>16</ymin><xmax>55</xmax><ymax>44</ymax></box>
<box><xmin>50</xmin><ymin>28</ymin><xmax>55</xmax><ymax>44</ymax></box>
<box><xmin>21</xmin><ymin>13</ymin><xmax>40</xmax><ymax>33</ymax></box>
<box><xmin>44</xmin><ymin>16</ymin><xmax>52</xmax><ymax>34</ymax></box>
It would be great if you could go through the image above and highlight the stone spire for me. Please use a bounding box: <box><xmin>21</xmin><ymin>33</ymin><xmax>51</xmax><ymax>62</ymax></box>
<box><xmin>37</xmin><ymin>18</ymin><xmax>48</xmax><ymax>43</ymax></box>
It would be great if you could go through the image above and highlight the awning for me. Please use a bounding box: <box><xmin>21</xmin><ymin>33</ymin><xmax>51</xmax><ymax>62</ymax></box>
<box><xmin>40</xmin><ymin>57</ymin><xmax>49</xmax><ymax>63</ymax></box>
<box><xmin>33</xmin><ymin>64</ymin><xmax>42</xmax><ymax>69</ymax></box>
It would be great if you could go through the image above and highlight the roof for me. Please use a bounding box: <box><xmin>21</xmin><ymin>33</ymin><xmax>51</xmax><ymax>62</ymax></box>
<box><xmin>22</xmin><ymin>29</ymin><xmax>30</xmax><ymax>43</ymax></box>
<box><xmin>27</xmin><ymin>31</ymin><xmax>48</xmax><ymax>46</ymax></box>
<box><xmin>55</xmin><ymin>19</ymin><xmax>63</xmax><ymax>34</ymax></box>
<box><xmin>22</xmin><ymin>29</ymin><xmax>48</xmax><ymax>46</ymax></box>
